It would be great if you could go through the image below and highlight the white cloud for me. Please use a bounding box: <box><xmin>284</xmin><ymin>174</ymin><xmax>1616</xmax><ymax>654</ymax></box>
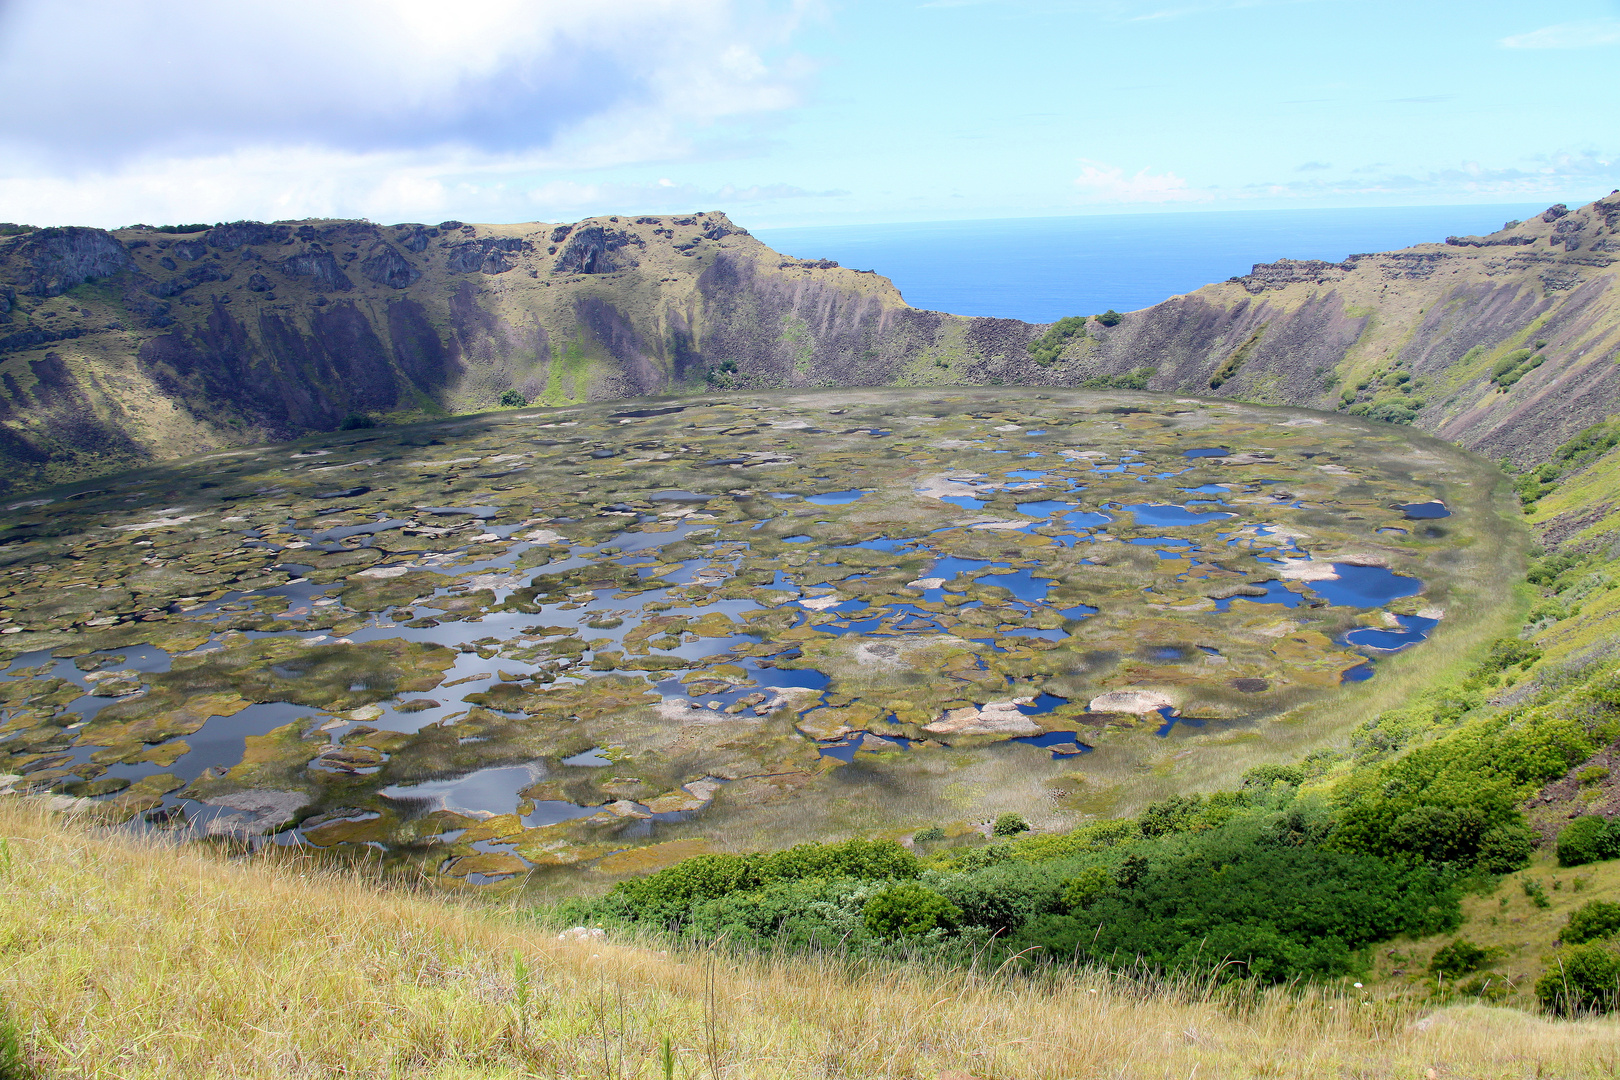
<box><xmin>1500</xmin><ymin>18</ymin><xmax>1620</xmax><ymax>49</ymax></box>
<box><xmin>0</xmin><ymin>145</ymin><xmax>839</xmax><ymax>229</ymax></box>
<box><xmin>1242</xmin><ymin>151</ymin><xmax>1620</xmax><ymax>200</ymax></box>
<box><xmin>0</xmin><ymin>0</ymin><xmax>814</xmax><ymax>224</ymax></box>
<box><xmin>1072</xmin><ymin>161</ymin><xmax>1208</xmax><ymax>203</ymax></box>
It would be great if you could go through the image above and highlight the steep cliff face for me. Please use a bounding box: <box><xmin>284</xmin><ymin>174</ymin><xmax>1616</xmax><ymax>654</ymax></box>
<box><xmin>1</xmin><ymin>195</ymin><xmax>1618</xmax><ymax>495</ymax></box>
<box><xmin>1060</xmin><ymin>195</ymin><xmax>1620</xmax><ymax>464</ymax></box>
<box><xmin>0</xmin><ymin>212</ymin><xmax>1040</xmax><ymax>493</ymax></box>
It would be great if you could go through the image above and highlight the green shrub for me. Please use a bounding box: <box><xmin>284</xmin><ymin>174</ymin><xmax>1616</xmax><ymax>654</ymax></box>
<box><xmin>1387</xmin><ymin>805</ymin><xmax>1493</xmax><ymax>864</ymax></box>
<box><xmin>1491</xmin><ymin>348</ymin><xmax>1547</xmax><ymax>388</ymax></box>
<box><xmin>1476</xmin><ymin>823</ymin><xmax>1535</xmax><ymax>874</ymax></box>
<box><xmin>913</xmin><ymin>826</ymin><xmax>945</xmax><ymax>842</ymax></box>
<box><xmin>1478</xmin><ymin>638</ymin><xmax>1542</xmax><ymax>674</ymax></box>
<box><xmin>706</xmin><ymin>358</ymin><xmax>740</xmax><ymax>388</ymax></box>
<box><xmin>935</xmin><ymin>860</ymin><xmax>1070</xmax><ymax>933</ymax></box>
<box><xmin>992</xmin><ymin>813</ymin><xmax>1030</xmax><ymax>837</ymax></box>
<box><xmin>687</xmin><ymin>877</ymin><xmax>872</xmax><ymax>948</ymax></box>
<box><xmin>1026</xmin><ymin>315</ymin><xmax>1087</xmax><ymax>365</ymax></box>
<box><xmin>1429</xmin><ymin>938</ymin><xmax>1489</xmax><ymax>977</ymax></box>
<box><xmin>1565</xmin><ymin>900</ymin><xmax>1620</xmax><ymax>944</ymax></box>
<box><xmin>1094</xmin><ymin>310</ymin><xmax>1122</xmax><ymax>327</ymax></box>
<box><xmin>338</xmin><ymin>412</ymin><xmax>375</xmax><ymax>430</ymax></box>
<box><xmin>1071</xmin><ymin>838</ymin><xmax>1460</xmax><ymax>981</ymax></box>
<box><xmin>863</xmin><ymin>883</ymin><xmax>961</xmax><ymax>939</ymax></box>
<box><xmin>499</xmin><ymin>389</ymin><xmax>527</xmax><ymax>407</ymax></box>
<box><xmin>996</xmin><ymin>818</ymin><xmax>1138</xmax><ymax>862</ymax></box>
<box><xmin>1527</xmin><ymin>553</ymin><xmax>1586</xmax><ymax>588</ymax></box>
<box><xmin>1081</xmin><ymin>366</ymin><xmax>1156</xmax><ymax>391</ymax></box>
<box><xmin>1558</xmin><ymin>816</ymin><xmax>1620</xmax><ymax>868</ymax></box>
<box><xmin>605</xmin><ymin>839</ymin><xmax>922</xmax><ymax>924</ymax></box>
<box><xmin>1061</xmin><ymin>865</ymin><xmax>1114</xmax><ymax>911</ymax></box>
<box><xmin>1242</xmin><ymin>764</ymin><xmax>1305</xmax><ymax>790</ymax></box>
<box><xmin>1138</xmin><ymin>791</ymin><xmax>1251</xmax><ymax>838</ymax></box>
<box><xmin>1335</xmin><ymin>709</ymin><xmax>1594</xmax><ymax>868</ymax></box>
<box><xmin>756</xmin><ymin>838</ymin><xmax>920</xmax><ymax>883</ymax></box>
<box><xmin>1537</xmin><ymin>942</ymin><xmax>1620</xmax><ymax>1015</ymax></box>
<box><xmin>1364</xmin><ymin>399</ymin><xmax>1418</xmax><ymax>425</ymax></box>
<box><xmin>1554</xmin><ymin>422</ymin><xmax>1620</xmax><ymax>466</ymax></box>
<box><xmin>1492</xmin><ymin>349</ymin><xmax>1534</xmax><ymax>379</ymax></box>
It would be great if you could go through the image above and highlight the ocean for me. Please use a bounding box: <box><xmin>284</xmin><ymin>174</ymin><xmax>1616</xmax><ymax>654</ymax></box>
<box><xmin>753</xmin><ymin>204</ymin><xmax>1550</xmax><ymax>325</ymax></box>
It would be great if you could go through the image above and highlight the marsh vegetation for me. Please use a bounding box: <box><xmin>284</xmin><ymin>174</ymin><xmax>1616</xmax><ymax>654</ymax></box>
<box><xmin>0</xmin><ymin>389</ymin><xmax>1518</xmax><ymax>886</ymax></box>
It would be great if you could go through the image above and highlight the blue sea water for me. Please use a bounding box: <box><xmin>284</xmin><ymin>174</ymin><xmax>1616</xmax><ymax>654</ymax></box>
<box><xmin>754</xmin><ymin>204</ymin><xmax>1547</xmax><ymax>324</ymax></box>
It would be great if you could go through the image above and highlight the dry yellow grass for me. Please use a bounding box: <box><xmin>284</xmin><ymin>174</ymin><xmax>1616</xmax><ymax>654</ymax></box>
<box><xmin>3</xmin><ymin>801</ymin><xmax>1620</xmax><ymax>1079</ymax></box>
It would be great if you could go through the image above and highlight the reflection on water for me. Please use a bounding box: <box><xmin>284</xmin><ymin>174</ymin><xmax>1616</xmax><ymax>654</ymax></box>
<box><xmin>382</xmin><ymin>763</ymin><xmax>545</xmax><ymax>818</ymax></box>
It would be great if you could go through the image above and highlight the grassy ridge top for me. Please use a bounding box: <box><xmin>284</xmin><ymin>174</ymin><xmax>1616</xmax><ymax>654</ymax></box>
<box><xmin>1</xmin><ymin>800</ymin><xmax>1616</xmax><ymax>1079</ymax></box>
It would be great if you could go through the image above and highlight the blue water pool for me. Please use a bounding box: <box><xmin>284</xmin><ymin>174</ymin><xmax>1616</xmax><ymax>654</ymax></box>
<box><xmin>806</xmin><ymin>490</ymin><xmax>869</xmax><ymax>505</ymax></box>
<box><xmin>1214</xmin><ymin>580</ymin><xmax>1303</xmax><ymax>611</ymax></box>
<box><xmin>1123</xmin><ymin>503</ymin><xmax>1238</xmax><ymax>527</ymax></box>
<box><xmin>1344</xmin><ymin>613</ymin><xmax>1440</xmax><ymax>651</ymax></box>
<box><xmin>1016</xmin><ymin>499</ymin><xmax>1073</xmax><ymax>517</ymax></box>
<box><xmin>1308</xmin><ymin>563</ymin><xmax>1423</xmax><ymax>609</ymax></box>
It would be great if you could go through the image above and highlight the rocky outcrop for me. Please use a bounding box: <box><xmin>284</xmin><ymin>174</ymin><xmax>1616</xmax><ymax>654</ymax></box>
<box><xmin>360</xmin><ymin>244</ymin><xmax>421</xmax><ymax>289</ymax></box>
<box><xmin>280</xmin><ymin>250</ymin><xmax>353</xmax><ymax>292</ymax></box>
<box><xmin>1228</xmin><ymin>258</ymin><xmax>1354</xmax><ymax>294</ymax></box>
<box><xmin>10</xmin><ymin>227</ymin><xmax>131</xmax><ymax>297</ymax></box>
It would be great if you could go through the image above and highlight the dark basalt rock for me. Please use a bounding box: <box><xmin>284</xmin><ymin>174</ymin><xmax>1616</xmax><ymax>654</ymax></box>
<box><xmin>1542</xmin><ymin>203</ymin><xmax>1571</xmax><ymax>223</ymax></box>
<box><xmin>246</xmin><ymin>273</ymin><xmax>272</xmax><ymax>292</ymax></box>
<box><xmin>392</xmin><ymin>224</ymin><xmax>438</xmax><ymax>253</ymax></box>
<box><xmin>446</xmin><ymin>237</ymin><xmax>529</xmax><ymax>275</ymax></box>
<box><xmin>170</xmin><ymin>240</ymin><xmax>209</xmax><ymax>262</ymax></box>
<box><xmin>1445</xmin><ymin>234</ymin><xmax>1534</xmax><ymax>248</ymax></box>
<box><xmin>360</xmin><ymin>244</ymin><xmax>422</xmax><ymax>289</ymax></box>
<box><xmin>0</xmin><ymin>325</ymin><xmax>85</xmax><ymax>354</ymax></box>
<box><xmin>146</xmin><ymin>262</ymin><xmax>231</xmax><ymax>298</ymax></box>
<box><xmin>280</xmin><ymin>250</ymin><xmax>353</xmax><ymax>292</ymax></box>
<box><xmin>553</xmin><ymin>226</ymin><xmax>640</xmax><ymax>275</ymax></box>
<box><xmin>1228</xmin><ymin>258</ymin><xmax>1353</xmax><ymax>294</ymax></box>
<box><xmin>204</xmin><ymin>221</ymin><xmax>293</xmax><ymax>251</ymax></box>
<box><xmin>5</xmin><ymin>226</ymin><xmax>132</xmax><ymax>297</ymax></box>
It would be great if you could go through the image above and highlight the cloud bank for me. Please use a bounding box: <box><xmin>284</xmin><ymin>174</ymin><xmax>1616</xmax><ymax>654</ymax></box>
<box><xmin>0</xmin><ymin>0</ymin><xmax>811</xmax><ymax>225</ymax></box>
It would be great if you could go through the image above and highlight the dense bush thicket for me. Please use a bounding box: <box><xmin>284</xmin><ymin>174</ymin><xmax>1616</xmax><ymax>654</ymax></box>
<box><xmin>555</xmin><ymin>552</ymin><xmax>1620</xmax><ymax>992</ymax></box>
<box><xmin>565</xmin><ymin>781</ymin><xmax>1472</xmax><ymax>981</ymax></box>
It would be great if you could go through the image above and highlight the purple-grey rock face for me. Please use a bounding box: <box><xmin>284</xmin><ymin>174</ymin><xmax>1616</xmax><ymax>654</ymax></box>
<box><xmin>13</xmin><ymin>227</ymin><xmax>132</xmax><ymax>297</ymax></box>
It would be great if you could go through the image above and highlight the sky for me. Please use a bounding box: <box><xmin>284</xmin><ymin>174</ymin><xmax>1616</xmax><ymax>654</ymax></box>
<box><xmin>0</xmin><ymin>0</ymin><xmax>1615</xmax><ymax>229</ymax></box>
